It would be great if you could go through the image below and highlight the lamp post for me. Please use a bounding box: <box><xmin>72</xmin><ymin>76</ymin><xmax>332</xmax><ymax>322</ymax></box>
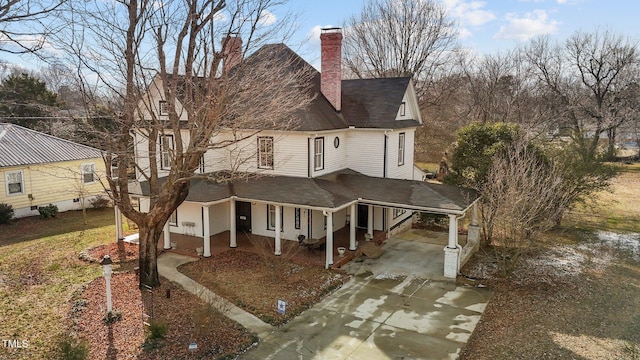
<box><xmin>100</xmin><ymin>255</ymin><xmax>113</xmax><ymax>313</ymax></box>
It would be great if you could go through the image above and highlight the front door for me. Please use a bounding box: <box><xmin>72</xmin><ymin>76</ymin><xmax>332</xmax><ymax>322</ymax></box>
<box><xmin>236</xmin><ymin>201</ymin><xmax>252</xmax><ymax>233</ymax></box>
<box><xmin>357</xmin><ymin>204</ymin><xmax>368</xmax><ymax>229</ymax></box>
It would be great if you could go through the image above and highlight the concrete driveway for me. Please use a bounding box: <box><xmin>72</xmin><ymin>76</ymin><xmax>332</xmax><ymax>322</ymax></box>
<box><xmin>239</xmin><ymin>236</ymin><xmax>492</xmax><ymax>360</ymax></box>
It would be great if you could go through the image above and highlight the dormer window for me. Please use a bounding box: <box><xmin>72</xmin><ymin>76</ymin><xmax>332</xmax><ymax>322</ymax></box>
<box><xmin>159</xmin><ymin>101</ymin><xmax>168</xmax><ymax>116</ymax></box>
<box><xmin>399</xmin><ymin>102</ymin><xmax>406</xmax><ymax>117</ymax></box>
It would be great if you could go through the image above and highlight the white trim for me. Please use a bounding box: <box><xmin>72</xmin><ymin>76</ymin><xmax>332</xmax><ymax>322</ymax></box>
<box><xmin>5</xmin><ymin>169</ymin><xmax>24</xmax><ymax>196</ymax></box>
<box><xmin>81</xmin><ymin>162</ymin><xmax>96</xmax><ymax>184</ymax></box>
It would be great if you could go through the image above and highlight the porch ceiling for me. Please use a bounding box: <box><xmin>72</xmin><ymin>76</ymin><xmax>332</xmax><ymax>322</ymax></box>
<box><xmin>135</xmin><ymin>169</ymin><xmax>479</xmax><ymax>214</ymax></box>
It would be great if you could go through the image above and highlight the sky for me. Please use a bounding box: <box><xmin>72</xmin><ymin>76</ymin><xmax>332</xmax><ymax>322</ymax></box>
<box><xmin>6</xmin><ymin>0</ymin><xmax>640</xmax><ymax>72</ymax></box>
<box><xmin>285</xmin><ymin>0</ymin><xmax>640</xmax><ymax>69</ymax></box>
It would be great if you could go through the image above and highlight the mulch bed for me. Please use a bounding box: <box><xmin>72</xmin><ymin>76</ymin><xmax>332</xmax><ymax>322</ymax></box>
<box><xmin>83</xmin><ymin>242</ymin><xmax>139</xmax><ymax>263</ymax></box>
<box><xmin>70</xmin><ymin>272</ymin><xmax>255</xmax><ymax>360</ymax></box>
<box><xmin>179</xmin><ymin>250</ymin><xmax>350</xmax><ymax>326</ymax></box>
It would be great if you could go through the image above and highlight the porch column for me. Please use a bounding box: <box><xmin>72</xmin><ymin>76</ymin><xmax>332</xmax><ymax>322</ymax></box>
<box><xmin>274</xmin><ymin>205</ymin><xmax>282</xmax><ymax>256</ymax></box>
<box><xmin>444</xmin><ymin>214</ymin><xmax>460</xmax><ymax>278</ymax></box>
<box><xmin>349</xmin><ymin>203</ymin><xmax>356</xmax><ymax>251</ymax></box>
<box><xmin>163</xmin><ymin>221</ymin><xmax>171</xmax><ymax>249</ymax></box>
<box><xmin>229</xmin><ymin>199</ymin><xmax>237</xmax><ymax>248</ymax></box>
<box><xmin>367</xmin><ymin>204</ymin><xmax>374</xmax><ymax>236</ymax></box>
<box><xmin>325</xmin><ymin>211</ymin><xmax>334</xmax><ymax>269</ymax></box>
<box><xmin>447</xmin><ymin>214</ymin><xmax>458</xmax><ymax>248</ymax></box>
<box><xmin>203</xmin><ymin>205</ymin><xmax>211</xmax><ymax>257</ymax></box>
<box><xmin>114</xmin><ymin>205</ymin><xmax>123</xmax><ymax>241</ymax></box>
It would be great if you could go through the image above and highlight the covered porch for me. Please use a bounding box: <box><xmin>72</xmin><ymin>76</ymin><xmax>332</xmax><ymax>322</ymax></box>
<box><xmin>122</xmin><ymin>169</ymin><xmax>482</xmax><ymax>278</ymax></box>
<box><xmin>153</xmin><ymin>227</ymin><xmax>387</xmax><ymax>269</ymax></box>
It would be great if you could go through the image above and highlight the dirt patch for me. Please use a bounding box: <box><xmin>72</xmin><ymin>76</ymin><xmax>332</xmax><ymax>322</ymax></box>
<box><xmin>179</xmin><ymin>250</ymin><xmax>350</xmax><ymax>326</ymax></box>
<box><xmin>459</xmin><ymin>234</ymin><xmax>640</xmax><ymax>359</ymax></box>
<box><xmin>70</xmin><ymin>272</ymin><xmax>254</xmax><ymax>360</ymax></box>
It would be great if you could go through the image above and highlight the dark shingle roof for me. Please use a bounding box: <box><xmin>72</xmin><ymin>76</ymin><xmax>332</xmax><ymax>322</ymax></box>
<box><xmin>0</xmin><ymin>123</ymin><xmax>102</xmax><ymax>167</ymax></box>
<box><xmin>321</xmin><ymin>170</ymin><xmax>477</xmax><ymax>212</ymax></box>
<box><xmin>158</xmin><ymin>44</ymin><xmax>419</xmax><ymax>132</ymax></box>
<box><xmin>137</xmin><ymin>169</ymin><xmax>478</xmax><ymax>214</ymax></box>
<box><xmin>341</xmin><ymin>77</ymin><xmax>420</xmax><ymax>129</ymax></box>
<box><xmin>231</xmin><ymin>44</ymin><xmax>419</xmax><ymax>131</ymax></box>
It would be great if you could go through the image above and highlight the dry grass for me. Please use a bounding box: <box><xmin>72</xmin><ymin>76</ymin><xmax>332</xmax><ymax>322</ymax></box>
<box><xmin>0</xmin><ymin>209</ymin><xmax>116</xmax><ymax>360</ymax></box>
<box><xmin>564</xmin><ymin>165</ymin><xmax>640</xmax><ymax>232</ymax></box>
<box><xmin>460</xmin><ymin>167</ymin><xmax>640</xmax><ymax>359</ymax></box>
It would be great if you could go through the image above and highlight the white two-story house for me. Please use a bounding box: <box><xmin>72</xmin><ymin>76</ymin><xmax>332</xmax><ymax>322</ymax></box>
<box><xmin>123</xmin><ymin>28</ymin><xmax>480</xmax><ymax>278</ymax></box>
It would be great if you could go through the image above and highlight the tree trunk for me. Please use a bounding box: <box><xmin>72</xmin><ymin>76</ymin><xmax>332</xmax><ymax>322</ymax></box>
<box><xmin>138</xmin><ymin>223</ymin><xmax>164</xmax><ymax>289</ymax></box>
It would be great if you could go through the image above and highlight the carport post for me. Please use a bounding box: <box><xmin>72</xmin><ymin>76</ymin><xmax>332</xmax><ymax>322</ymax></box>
<box><xmin>349</xmin><ymin>203</ymin><xmax>356</xmax><ymax>250</ymax></box>
<box><xmin>444</xmin><ymin>214</ymin><xmax>460</xmax><ymax>278</ymax></box>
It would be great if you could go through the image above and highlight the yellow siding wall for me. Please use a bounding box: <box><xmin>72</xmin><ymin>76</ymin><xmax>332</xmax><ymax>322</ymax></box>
<box><xmin>0</xmin><ymin>158</ymin><xmax>107</xmax><ymax>214</ymax></box>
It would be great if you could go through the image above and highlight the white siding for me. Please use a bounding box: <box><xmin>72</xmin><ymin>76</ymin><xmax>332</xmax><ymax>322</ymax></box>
<box><xmin>311</xmin><ymin>131</ymin><xmax>349</xmax><ymax>177</ymax></box>
<box><xmin>346</xmin><ymin>130</ymin><xmax>385</xmax><ymax>177</ymax></box>
<box><xmin>210</xmin><ymin>202</ymin><xmax>230</xmax><ymax>235</ymax></box>
<box><xmin>386</xmin><ymin>129</ymin><xmax>415</xmax><ymax>180</ymax></box>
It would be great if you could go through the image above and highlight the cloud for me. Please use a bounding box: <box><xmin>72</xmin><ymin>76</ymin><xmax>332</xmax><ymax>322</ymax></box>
<box><xmin>443</xmin><ymin>0</ymin><xmax>496</xmax><ymax>26</ymax></box>
<box><xmin>494</xmin><ymin>9</ymin><xmax>559</xmax><ymax>41</ymax></box>
<box><xmin>258</xmin><ymin>10</ymin><xmax>276</xmax><ymax>26</ymax></box>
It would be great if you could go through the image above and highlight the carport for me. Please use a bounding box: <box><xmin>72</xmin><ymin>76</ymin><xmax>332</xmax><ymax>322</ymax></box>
<box><xmin>319</xmin><ymin>170</ymin><xmax>482</xmax><ymax>278</ymax></box>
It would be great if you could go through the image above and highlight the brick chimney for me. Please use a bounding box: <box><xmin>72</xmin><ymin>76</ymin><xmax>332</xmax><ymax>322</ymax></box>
<box><xmin>222</xmin><ymin>35</ymin><xmax>243</xmax><ymax>72</ymax></box>
<box><xmin>320</xmin><ymin>28</ymin><xmax>342</xmax><ymax>111</ymax></box>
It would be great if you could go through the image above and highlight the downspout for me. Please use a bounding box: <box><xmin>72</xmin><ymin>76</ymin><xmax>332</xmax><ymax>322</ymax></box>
<box><xmin>383</xmin><ymin>133</ymin><xmax>388</xmax><ymax>178</ymax></box>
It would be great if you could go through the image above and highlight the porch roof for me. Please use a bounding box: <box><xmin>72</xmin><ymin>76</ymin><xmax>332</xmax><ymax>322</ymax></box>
<box><xmin>136</xmin><ymin>169</ymin><xmax>478</xmax><ymax>214</ymax></box>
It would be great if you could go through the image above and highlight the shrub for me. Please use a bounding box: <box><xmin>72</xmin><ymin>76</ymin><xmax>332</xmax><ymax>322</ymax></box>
<box><xmin>0</xmin><ymin>203</ymin><xmax>14</xmax><ymax>224</ymax></box>
<box><xmin>143</xmin><ymin>321</ymin><xmax>168</xmax><ymax>350</ymax></box>
<box><xmin>38</xmin><ymin>204</ymin><xmax>58</xmax><ymax>218</ymax></box>
<box><xmin>102</xmin><ymin>310</ymin><xmax>122</xmax><ymax>325</ymax></box>
<box><xmin>89</xmin><ymin>195</ymin><xmax>111</xmax><ymax>210</ymax></box>
<box><xmin>57</xmin><ymin>336</ymin><xmax>88</xmax><ymax>360</ymax></box>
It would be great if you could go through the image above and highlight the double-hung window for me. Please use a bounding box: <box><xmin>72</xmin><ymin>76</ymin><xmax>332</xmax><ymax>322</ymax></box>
<box><xmin>82</xmin><ymin>163</ymin><xmax>96</xmax><ymax>184</ymax></box>
<box><xmin>267</xmin><ymin>204</ymin><xmax>283</xmax><ymax>231</ymax></box>
<box><xmin>159</xmin><ymin>100</ymin><xmax>168</xmax><ymax>116</ymax></box>
<box><xmin>160</xmin><ymin>134</ymin><xmax>174</xmax><ymax>169</ymax></box>
<box><xmin>257</xmin><ymin>136</ymin><xmax>274</xmax><ymax>169</ymax></box>
<box><xmin>314</xmin><ymin>137</ymin><xmax>324</xmax><ymax>171</ymax></box>
<box><xmin>398</xmin><ymin>132</ymin><xmax>405</xmax><ymax>166</ymax></box>
<box><xmin>5</xmin><ymin>170</ymin><xmax>24</xmax><ymax>195</ymax></box>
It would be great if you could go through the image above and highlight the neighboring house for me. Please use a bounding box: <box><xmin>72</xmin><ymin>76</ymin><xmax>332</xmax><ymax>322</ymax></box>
<box><xmin>0</xmin><ymin>123</ymin><xmax>106</xmax><ymax>218</ymax></box>
<box><xmin>125</xmin><ymin>28</ymin><xmax>481</xmax><ymax>278</ymax></box>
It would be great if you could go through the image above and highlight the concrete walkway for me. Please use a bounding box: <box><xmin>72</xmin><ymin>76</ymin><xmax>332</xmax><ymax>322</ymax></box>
<box><xmin>239</xmin><ymin>237</ymin><xmax>493</xmax><ymax>360</ymax></box>
<box><xmin>157</xmin><ymin>252</ymin><xmax>274</xmax><ymax>338</ymax></box>
<box><xmin>159</xmin><ymin>236</ymin><xmax>492</xmax><ymax>359</ymax></box>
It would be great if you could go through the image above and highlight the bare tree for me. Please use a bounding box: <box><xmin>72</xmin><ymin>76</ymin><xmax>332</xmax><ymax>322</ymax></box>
<box><xmin>481</xmin><ymin>139</ymin><xmax>573</xmax><ymax>275</ymax></box>
<box><xmin>342</xmin><ymin>0</ymin><xmax>459</xmax><ymax>162</ymax></box>
<box><xmin>525</xmin><ymin>30</ymin><xmax>639</xmax><ymax>161</ymax></box>
<box><xmin>342</xmin><ymin>0</ymin><xmax>457</xmax><ymax>90</ymax></box>
<box><xmin>0</xmin><ymin>0</ymin><xmax>67</xmax><ymax>54</ymax></box>
<box><xmin>58</xmin><ymin>0</ymin><xmax>313</xmax><ymax>288</ymax></box>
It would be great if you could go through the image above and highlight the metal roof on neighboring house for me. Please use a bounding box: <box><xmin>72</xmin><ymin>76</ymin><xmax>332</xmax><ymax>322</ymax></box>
<box><xmin>0</xmin><ymin>123</ymin><xmax>103</xmax><ymax>168</ymax></box>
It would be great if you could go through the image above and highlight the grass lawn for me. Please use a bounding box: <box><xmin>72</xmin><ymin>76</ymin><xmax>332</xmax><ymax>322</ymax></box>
<box><xmin>0</xmin><ymin>209</ymin><xmax>116</xmax><ymax>359</ymax></box>
<box><xmin>460</xmin><ymin>165</ymin><xmax>640</xmax><ymax>359</ymax></box>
